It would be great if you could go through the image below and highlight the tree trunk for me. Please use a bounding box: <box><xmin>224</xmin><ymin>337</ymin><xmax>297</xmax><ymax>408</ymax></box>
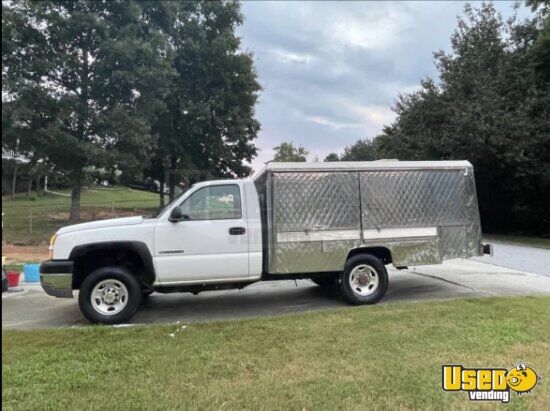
<box><xmin>36</xmin><ymin>175</ymin><xmax>41</xmax><ymax>193</ymax></box>
<box><xmin>10</xmin><ymin>162</ymin><xmax>18</xmax><ymax>200</ymax></box>
<box><xmin>159</xmin><ymin>175</ymin><xmax>165</xmax><ymax>209</ymax></box>
<box><xmin>168</xmin><ymin>155</ymin><xmax>177</xmax><ymax>202</ymax></box>
<box><xmin>69</xmin><ymin>32</ymin><xmax>88</xmax><ymax>223</ymax></box>
<box><xmin>27</xmin><ymin>176</ymin><xmax>32</xmax><ymax>199</ymax></box>
<box><xmin>69</xmin><ymin>179</ymin><xmax>81</xmax><ymax>222</ymax></box>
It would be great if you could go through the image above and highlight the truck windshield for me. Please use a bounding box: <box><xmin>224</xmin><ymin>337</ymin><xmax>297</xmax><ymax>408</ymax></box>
<box><xmin>153</xmin><ymin>185</ymin><xmax>194</xmax><ymax>218</ymax></box>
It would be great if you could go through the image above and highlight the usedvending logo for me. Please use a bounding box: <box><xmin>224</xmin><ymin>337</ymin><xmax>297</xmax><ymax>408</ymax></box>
<box><xmin>442</xmin><ymin>363</ymin><xmax>541</xmax><ymax>403</ymax></box>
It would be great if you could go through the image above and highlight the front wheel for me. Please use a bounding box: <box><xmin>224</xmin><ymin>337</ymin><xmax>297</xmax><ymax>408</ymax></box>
<box><xmin>340</xmin><ymin>254</ymin><xmax>388</xmax><ymax>305</ymax></box>
<box><xmin>78</xmin><ymin>266</ymin><xmax>142</xmax><ymax>324</ymax></box>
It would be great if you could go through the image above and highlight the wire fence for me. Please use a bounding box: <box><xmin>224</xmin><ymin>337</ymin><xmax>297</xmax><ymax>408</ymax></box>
<box><xmin>2</xmin><ymin>199</ymin><xmax>160</xmax><ymax>245</ymax></box>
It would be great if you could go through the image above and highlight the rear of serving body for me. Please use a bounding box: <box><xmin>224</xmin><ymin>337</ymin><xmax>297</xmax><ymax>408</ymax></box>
<box><xmin>253</xmin><ymin>161</ymin><xmax>483</xmax><ymax>275</ymax></box>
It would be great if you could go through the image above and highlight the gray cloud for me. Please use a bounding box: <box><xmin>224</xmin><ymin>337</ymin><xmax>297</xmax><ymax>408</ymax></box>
<box><xmin>237</xmin><ymin>1</ymin><xmax>530</xmax><ymax>170</ymax></box>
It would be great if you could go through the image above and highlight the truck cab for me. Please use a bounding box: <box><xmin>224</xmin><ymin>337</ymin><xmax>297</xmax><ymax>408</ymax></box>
<box><xmin>153</xmin><ymin>179</ymin><xmax>262</xmax><ymax>285</ymax></box>
<box><xmin>41</xmin><ymin>179</ymin><xmax>263</xmax><ymax>323</ymax></box>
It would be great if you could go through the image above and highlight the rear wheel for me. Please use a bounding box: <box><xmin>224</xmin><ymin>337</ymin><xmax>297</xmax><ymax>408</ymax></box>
<box><xmin>78</xmin><ymin>266</ymin><xmax>142</xmax><ymax>324</ymax></box>
<box><xmin>340</xmin><ymin>254</ymin><xmax>388</xmax><ymax>305</ymax></box>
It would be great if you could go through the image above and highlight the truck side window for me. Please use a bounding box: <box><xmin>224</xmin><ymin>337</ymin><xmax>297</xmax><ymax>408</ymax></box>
<box><xmin>179</xmin><ymin>185</ymin><xmax>242</xmax><ymax>220</ymax></box>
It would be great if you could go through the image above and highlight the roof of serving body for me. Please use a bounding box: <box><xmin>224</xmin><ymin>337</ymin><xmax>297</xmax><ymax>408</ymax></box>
<box><xmin>254</xmin><ymin>160</ymin><xmax>472</xmax><ymax>177</ymax></box>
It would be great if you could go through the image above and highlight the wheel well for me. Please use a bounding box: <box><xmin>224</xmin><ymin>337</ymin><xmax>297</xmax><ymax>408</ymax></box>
<box><xmin>71</xmin><ymin>246</ymin><xmax>154</xmax><ymax>290</ymax></box>
<box><xmin>347</xmin><ymin>246</ymin><xmax>392</xmax><ymax>265</ymax></box>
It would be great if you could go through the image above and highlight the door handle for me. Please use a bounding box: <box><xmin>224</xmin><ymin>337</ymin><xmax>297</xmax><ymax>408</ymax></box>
<box><xmin>229</xmin><ymin>227</ymin><xmax>246</xmax><ymax>235</ymax></box>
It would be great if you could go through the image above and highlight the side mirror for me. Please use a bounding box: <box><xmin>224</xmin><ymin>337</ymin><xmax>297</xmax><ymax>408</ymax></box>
<box><xmin>169</xmin><ymin>206</ymin><xmax>189</xmax><ymax>222</ymax></box>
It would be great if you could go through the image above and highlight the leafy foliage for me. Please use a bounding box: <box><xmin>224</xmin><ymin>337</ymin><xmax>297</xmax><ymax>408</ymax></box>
<box><xmin>2</xmin><ymin>1</ymin><xmax>173</xmax><ymax>220</ymax></box>
<box><xmin>343</xmin><ymin>3</ymin><xmax>550</xmax><ymax>235</ymax></box>
<box><xmin>150</xmin><ymin>1</ymin><xmax>261</xmax><ymax>201</ymax></box>
<box><xmin>273</xmin><ymin>142</ymin><xmax>309</xmax><ymax>162</ymax></box>
<box><xmin>340</xmin><ymin>139</ymin><xmax>378</xmax><ymax>161</ymax></box>
<box><xmin>2</xmin><ymin>0</ymin><xmax>261</xmax><ymax>216</ymax></box>
<box><xmin>324</xmin><ymin>153</ymin><xmax>340</xmax><ymax>162</ymax></box>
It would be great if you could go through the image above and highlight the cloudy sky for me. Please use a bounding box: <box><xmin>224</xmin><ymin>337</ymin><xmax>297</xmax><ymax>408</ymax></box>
<box><xmin>236</xmin><ymin>1</ymin><xmax>530</xmax><ymax>172</ymax></box>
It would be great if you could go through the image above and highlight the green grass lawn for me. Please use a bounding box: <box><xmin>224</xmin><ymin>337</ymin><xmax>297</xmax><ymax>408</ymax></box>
<box><xmin>3</xmin><ymin>297</ymin><xmax>549</xmax><ymax>410</ymax></box>
<box><xmin>2</xmin><ymin>187</ymin><xmax>160</xmax><ymax>245</ymax></box>
<box><xmin>485</xmin><ymin>234</ymin><xmax>550</xmax><ymax>250</ymax></box>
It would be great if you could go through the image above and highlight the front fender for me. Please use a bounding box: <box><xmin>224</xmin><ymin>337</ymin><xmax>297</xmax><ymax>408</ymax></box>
<box><xmin>68</xmin><ymin>241</ymin><xmax>156</xmax><ymax>285</ymax></box>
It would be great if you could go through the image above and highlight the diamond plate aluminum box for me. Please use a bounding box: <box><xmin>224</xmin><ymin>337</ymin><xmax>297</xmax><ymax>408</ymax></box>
<box><xmin>254</xmin><ymin>161</ymin><xmax>483</xmax><ymax>274</ymax></box>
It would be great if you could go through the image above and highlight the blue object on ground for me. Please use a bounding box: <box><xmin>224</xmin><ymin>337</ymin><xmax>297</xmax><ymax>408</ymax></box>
<box><xmin>23</xmin><ymin>264</ymin><xmax>40</xmax><ymax>283</ymax></box>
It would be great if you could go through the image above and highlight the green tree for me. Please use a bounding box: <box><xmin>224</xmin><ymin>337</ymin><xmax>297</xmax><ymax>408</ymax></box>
<box><xmin>341</xmin><ymin>139</ymin><xmax>378</xmax><ymax>161</ymax></box>
<box><xmin>324</xmin><ymin>153</ymin><xmax>340</xmax><ymax>162</ymax></box>
<box><xmin>526</xmin><ymin>0</ymin><xmax>550</xmax><ymax>14</ymax></box>
<box><xmin>152</xmin><ymin>1</ymin><xmax>261</xmax><ymax>202</ymax></box>
<box><xmin>372</xmin><ymin>3</ymin><xmax>550</xmax><ymax>235</ymax></box>
<box><xmin>528</xmin><ymin>1</ymin><xmax>550</xmax><ymax>80</ymax></box>
<box><xmin>273</xmin><ymin>142</ymin><xmax>309</xmax><ymax>162</ymax></box>
<box><xmin>2</xmin><ymin>1</ymin><xmax>172</xmax><ymax>220</ymax></box>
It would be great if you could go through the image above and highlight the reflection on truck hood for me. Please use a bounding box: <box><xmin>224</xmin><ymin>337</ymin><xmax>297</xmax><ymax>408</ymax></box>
<box><xmin>56</xmin><ymin>216</ymin><xmax>146</xmax><ymax>235</ymax></box>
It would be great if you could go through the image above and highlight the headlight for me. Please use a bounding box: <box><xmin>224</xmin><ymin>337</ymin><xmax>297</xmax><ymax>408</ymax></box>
<box><xmin>48</xmin><ymin>234</ymin><xmax>58</xmax><ymax>260</ymax></box>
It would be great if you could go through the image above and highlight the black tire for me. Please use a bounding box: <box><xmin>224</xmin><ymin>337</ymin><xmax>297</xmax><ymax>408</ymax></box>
<box><xmin>340</xmin><ymin>254</ymin><xmax>388</xmax><ymax>305</ymax></box>
<box><xmin>78</xmin><ymin>266</ymin><xmax>142</xmax><ymax>324</ymax></box>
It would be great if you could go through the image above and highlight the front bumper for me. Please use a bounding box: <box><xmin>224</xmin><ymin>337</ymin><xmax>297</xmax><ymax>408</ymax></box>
<box><xmin>40</xmin><ymin>260</ymin><xmax>74</xmax><ymax>298</ymax></box>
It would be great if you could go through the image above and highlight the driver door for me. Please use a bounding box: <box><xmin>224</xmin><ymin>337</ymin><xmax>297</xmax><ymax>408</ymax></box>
<box><xmin>153</xmin><ymin>183</ymin><xmax>249</xmax><ymax>285</ymax></box>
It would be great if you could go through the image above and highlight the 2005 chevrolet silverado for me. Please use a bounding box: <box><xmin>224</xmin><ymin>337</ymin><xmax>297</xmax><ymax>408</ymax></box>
<box><xmin>40</xmin><ymin>161</ymin><xmax>491</xmax><ymax>324</ymax></box>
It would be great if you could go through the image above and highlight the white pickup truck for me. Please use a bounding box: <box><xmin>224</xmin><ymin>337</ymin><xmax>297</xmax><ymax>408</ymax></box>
<box><xmin>40</xmin><ymin>161</ymin><xmax>490</xmax><ymax>324</ymax></box>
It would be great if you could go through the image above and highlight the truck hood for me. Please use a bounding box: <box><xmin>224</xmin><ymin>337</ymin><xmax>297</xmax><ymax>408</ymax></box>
<box><xmin>56</xmin><ymin>216</ymin><xmax>145</xmax><ymax>235</ymax></box>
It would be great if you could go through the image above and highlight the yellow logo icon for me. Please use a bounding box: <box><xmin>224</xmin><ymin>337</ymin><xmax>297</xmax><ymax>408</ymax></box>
<box><xmin>442</xmin><ymin>363</ymin><xmax>540</xmax><ymax>403</ymax></box>
<box><xmin>506</xmin><ymin>363</ymin><xmax>539</xmax><ymax>393</ymax></box>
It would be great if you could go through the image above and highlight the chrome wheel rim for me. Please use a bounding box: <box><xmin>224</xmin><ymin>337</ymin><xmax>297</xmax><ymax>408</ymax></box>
<box><xmin>91</xmin><ymin>279</ymin><xmax>129</xmax><ymax>316</ymax></box>
<box><xmin>349</xmin><ymin>264</ymin><xmax>379</xmax><ymax>296</ymax></box>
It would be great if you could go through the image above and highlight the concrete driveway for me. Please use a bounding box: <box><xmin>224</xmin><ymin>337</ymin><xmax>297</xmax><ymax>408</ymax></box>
<box><xmin>3</xmin><ymin>259</ymin><xmax>550</xmax><ymax>330</ymax></box>
<box><xmin>473</xmin><ymin>242</ymin><xmax>550</xmax><ymax>276</ymax></box>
